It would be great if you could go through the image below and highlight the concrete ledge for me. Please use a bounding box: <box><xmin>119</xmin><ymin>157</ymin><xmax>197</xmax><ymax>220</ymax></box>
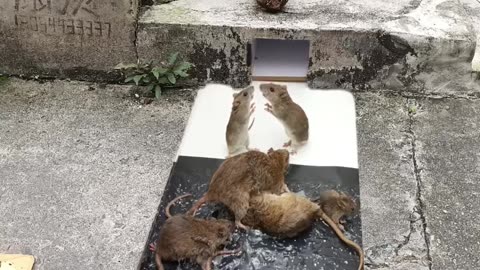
<box><xmin>138</xmin><ymin>0</ymin><xmax>479</xmax><ymax>93</ymax></box>
<box><xmin>0</xmin><ymin>0</ymin><xmax>138</xmax><ymax>81</ymax></box>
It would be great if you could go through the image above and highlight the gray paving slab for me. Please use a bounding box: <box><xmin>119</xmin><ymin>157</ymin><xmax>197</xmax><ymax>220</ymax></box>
<box><xmin>0</xmin><ymin>78</ymin><xmax>194</xmax><ymax>270</ymax></box>
<box><xmin>356</xmin><ymin>92</ymin><xmax>430</xmax><ymax>269</ymax></box>
<box><xmin>413</xmin><ymin>97</ymin><xmax>480</xmax><ymax>270</ymax></box>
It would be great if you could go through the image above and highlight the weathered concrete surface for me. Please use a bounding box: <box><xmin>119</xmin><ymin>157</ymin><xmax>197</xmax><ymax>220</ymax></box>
<box><xmin>461</xmin><ymin>0</ymin><xmax>480</xmax><ymax>72</ymax></box>
<box><xmin>0</xmin><ymin>0</ymin><xmax>138</xmax><ymax>81</ymax></box>
<box><xmin>0</xmin><ymin>78</ymin><xmax>194</xmax><ymax>269</ymax></box>
<box><xmin>138</xmin><ymin>0</ymin><xmax>479</xmax><ymax>93</ymax></box>
<box><xmin>414</xmin><ymin>98</ymin><xmax>480</xmax><ymax>270</ymax></box>
<box><xmin>356</xmin><ymin>93</ymin><xmax>430</xmax><ymax>269</ymax></box>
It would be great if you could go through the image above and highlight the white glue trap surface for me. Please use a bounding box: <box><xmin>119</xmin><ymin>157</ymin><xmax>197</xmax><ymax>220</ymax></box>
<box><xmin>176</xmin><ymin>81</ymin><xmax>358</xmax><ymax>169</ymax></box>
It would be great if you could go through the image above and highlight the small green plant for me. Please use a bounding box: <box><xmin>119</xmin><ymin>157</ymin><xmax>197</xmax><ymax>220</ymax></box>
<box><xmin>408</xmin><ymin>105</ymin><xmax>417</xmax><ymax>115</ymax></box>
<box><xmin>115</xmin><ymin>53</ymin><xmax>192</xmax><ymax>99</ymax></box>
<box><xmin>0</xmin><ymin>75</ymin><xmax>8</xmax><ymax>86</ymax></box>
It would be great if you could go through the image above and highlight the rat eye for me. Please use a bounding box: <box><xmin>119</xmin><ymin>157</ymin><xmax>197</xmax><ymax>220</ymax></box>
<box><xmin>270</xmin><ymin>87</ymin><xmax>274</xmax><ymax>92</ymax></box>
<box><xmin>243</xmin><ymin>92</ymin><xmax>248</xmax><ymax>97</ymax></box>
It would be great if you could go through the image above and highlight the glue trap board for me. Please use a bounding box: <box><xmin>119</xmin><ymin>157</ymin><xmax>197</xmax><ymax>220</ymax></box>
<box><xmin>139</xmin><ymin>82</ymin><xmax>361</xmax><ymax>270</ymax></box>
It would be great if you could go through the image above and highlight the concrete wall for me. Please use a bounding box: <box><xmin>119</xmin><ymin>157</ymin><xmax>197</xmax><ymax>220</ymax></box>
<box><xmin>137</xmin><ymin>23</ymin><xmax>477</xmax><ymax>93</ymax></box>
<box><xmin>0</xmin><ymin>0</ymin><xmax>138</xmax><ymax>81</ymax></box>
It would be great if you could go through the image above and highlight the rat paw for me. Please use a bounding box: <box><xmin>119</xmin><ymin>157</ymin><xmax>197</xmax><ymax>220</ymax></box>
<box><xmin>282</xmin><ymin>184</ymin><xmax>291</xmax><ymax>193</ymax></box>
<box><xmin>235</xmin><ymin>221</ymin><xmax>250</xmax><ymax>231</ymax></box>
<box><xmin>149</xmin><ymin>243</ymin><xmax>156</xmax><ymax>251</ymax></box>
<box><xmin>265</xmin><ymin>103</ymin><xmax>272</xmax><ymax>109</ymax></box>
<box><xmin>283</xmin><ymin>141</ymin><xmax>292</xmax><ymax>147</ymax></box>
<box><xmin>250</xmin><ymin>102</ymin><xmax>256</xmax><ymax>109</ymax></box>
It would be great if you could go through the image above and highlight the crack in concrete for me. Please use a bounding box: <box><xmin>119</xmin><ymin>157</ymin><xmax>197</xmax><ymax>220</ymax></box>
<box><xmin>395</xmin><ymin>208</ymin><xmax>420</xmax><ymax>252</ymax></box>
<box><xmin>365</xmin><ymin>262</ymin><xmax>390</xmax><ymax>269</ymax></box>
<box><xmin>406</xmin><ymin>98</ymin><xmax>433</xmax><ymax>270</ymax></box>
<box><xmin>133</xmin><ymin>0</ymin><xmax>140</xmax><ymax>63</ymax></box>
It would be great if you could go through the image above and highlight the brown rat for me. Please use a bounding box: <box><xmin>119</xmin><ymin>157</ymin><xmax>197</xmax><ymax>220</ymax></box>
<box><xmin>259</xmin><ymin>83</ymin><xmax>309</xmax><ymax>155</ymax></box>
<box><xmin>226</xmin><ymin>85</ymin><xmax>256</xmax><ymax>158</ymax></box>
<box><xmin>256</xmin><ymin>0</ymin><xmax>289</xmax><ymax>13</ymax></box>
<box><xmin>241</xmin><ymin>191</ymin><xmax>364</xmax><ymax>270</ymax></box>
<box><xmin>188</xmin><ymin>148</ymin><xmax>291</xmax><ymax>230</ymax></box>
<box><xmin>149</xmin><ymin>194</ymin><xmax>242</xmax><ymax>270</ymax></box>
<box><xmin>314</xmin><ymin>190</ymin><xmax>357</xmax><ymax>231</ymax></box>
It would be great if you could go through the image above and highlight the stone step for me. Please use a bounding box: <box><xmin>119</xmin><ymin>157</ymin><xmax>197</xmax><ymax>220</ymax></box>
<box><xmin>0</xmin><ymin>0</ymin><xmax>138</xmax><ymax>82</ymax></box>
<box><xmin>137</xmin><ymin>0</ymin><xmax>479</xmax><ymax>94</ymax></box>
<box><xmin>0</xmin><ymin>0</ymin><xmax>477</xmax><ymax>94</ymax></box>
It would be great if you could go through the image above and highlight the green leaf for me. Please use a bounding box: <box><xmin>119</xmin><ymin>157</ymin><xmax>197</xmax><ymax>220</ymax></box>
<box><xmin>173</xmin><ymin>62</ymin><xmax>192</xmax><ymax>75</ymax></box>
<box><xmin>147</xmin><ymin>84</ymin><xmax>155</xmax><ymax>92</ymax></box>
<box><xmin>178</xmin><ymin>62</ymin><xmax>192</xmax><ymax>71</ymax></box>
<box><xmin>158</xmin><ymin>77</ymin><xmax>169</xmax><ymax>84</ymax></box>
<box><xmin>167</xmin><ymin>73</ymin><xmax>176</xmax><ymax>84</ymax></box>
<box><xmin>152</xmin><ymin>67</ymin><xmax>168</xmax><ymax>79</ymax></box>
<box><xmin>115</xmin><ymin>63</ymin><xmax>138</xmax><ymax>70</ymax></box>
<box><xmin>142</xmin><ymin>76</ymin><xmax>151</xmax><ymax>83</ymax></box>
<box><xmin>125</xmin><ymin>76</ymin><xmax>135</xmax><ymax>83</ymax></box>
<box><xmin>168</xmin><ymin>52</ymin><xmax>179</xmax><ymax>66</ymax></box>
<box><xmin>176</xmin><ymin>71</ymin><xmax>189</xmax><ymax>78</ymax></box>
<box><xmin>133</xmin><ymin>75</ymin><xmax>145</xmax><ymax>86</ymax></box>
<box><xmin>154</xmin><ymin>86</ymin><xmax>162</xmax><ymax>99</ymax></box>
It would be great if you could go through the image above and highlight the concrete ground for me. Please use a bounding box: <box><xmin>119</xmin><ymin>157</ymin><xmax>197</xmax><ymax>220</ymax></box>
<box><xmin>358</xmin><ymin>91</ymin><xmax>480</xmax><ymax>269</ymax></box>
<box><xmin>1</xmin><ymin>78</ymin><xmax>480</xmax><ymax>270</ymax></box>
<box><xmin>0</xmin><ymin>78</ymin><xmax>194</xmax><ymax>270</ymax></box>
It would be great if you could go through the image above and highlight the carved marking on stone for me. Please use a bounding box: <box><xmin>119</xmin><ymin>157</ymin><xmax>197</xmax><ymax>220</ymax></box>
<box><xmin>12</xmin><ymin>0</ymin><xmax>110</xmax><ymax>37</ymax></box>
<box><xmin>60</xmin><ymin>0</ymin><xmax>99</xmax><ymax>17</ymax></box>
<box><xmin>15</xmin><ymin>0</ymin><xmax>52</xmax><ymax>12</ymax></box>
<box><xmin>14</xmin><ymin>14</ymin><xmax>111</xmax><ymax>37</ymax></box>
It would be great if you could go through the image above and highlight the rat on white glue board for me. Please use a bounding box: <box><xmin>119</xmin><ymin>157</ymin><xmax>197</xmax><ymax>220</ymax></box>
<box><xmin>225</xmin><ymin>85</ymin><xmax>256</xmax><ymax>158</ymax></box>
<box><xmin>149</xmin><ymin>194</ymin><xmax>242</xmax><ymax>270</ymax></box>
<box><xmin>259</xmin><ymin>83</ymin><xmax>309</xmax><ymax>155</ymax></box>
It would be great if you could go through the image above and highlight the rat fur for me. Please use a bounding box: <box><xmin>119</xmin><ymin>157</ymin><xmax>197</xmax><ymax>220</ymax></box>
<box><xmin>150</xmin><ymin>194</ymin><xmax>241</xmax><ymax>270</ymax></box>
<box><xmin>242</xmin><ymin>191</ymin><xmax>364</xmax><ymax>270</ymax></box>
<box><xmin>226</xmin><ymin>85</ymin><xmax>256</xmax><ymax>158</ymax></box>
<box><xmin>188</xmin><ymin>148</ymin><xmax>291</xmax><ymax>230</ymax></box>
<box><xmin>259</xmin><ymin>83</ymin><xmax>309</xmax><ymax>155</ymax></box>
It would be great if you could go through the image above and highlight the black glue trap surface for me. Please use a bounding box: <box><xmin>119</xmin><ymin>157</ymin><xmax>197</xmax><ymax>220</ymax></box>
<box><xmin>138</xmin><ymin>156</ymin><xmax>362</xmax><ymax>270</ymax></box>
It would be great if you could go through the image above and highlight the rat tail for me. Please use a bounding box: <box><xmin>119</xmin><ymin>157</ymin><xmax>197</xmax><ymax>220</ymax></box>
<box><xmin>214</xmin><ymin>245</ymin><xmax>243</xmax><ymax>258</ymax></box>
<box><xmin>319</xmin><ymin>211</ymin><xmax>364</xmax><ymax>270</ymax></box>
<box><xmin>165</xmin><ymin>193</ymin><xmax>192</xmax><ymax>219</ymax></box>
<box><xmin>154</xmin><ymin>250</ymin><xmax>164</xmax><ymax>270</ymax></box>
<box><xmin>186</xmin><ymin>195</ymin><xmax>208</xmax><ymax>216</ymax></box>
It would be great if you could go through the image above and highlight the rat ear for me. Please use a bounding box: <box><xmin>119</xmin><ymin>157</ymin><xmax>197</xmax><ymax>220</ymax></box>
<box><xmin>338</xmin><ymin>198</ymin><xmax>352</xmax><ymax>210</ymax></box>
<box><xmin>267</xmin><ymin>147</ymin><xmax>274</xmax><ymax>154</ymax></box>
<box><xmin>233</xmin><ymin>92</ymin><xmax>238</xmax><ymax>98</ymax></box>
